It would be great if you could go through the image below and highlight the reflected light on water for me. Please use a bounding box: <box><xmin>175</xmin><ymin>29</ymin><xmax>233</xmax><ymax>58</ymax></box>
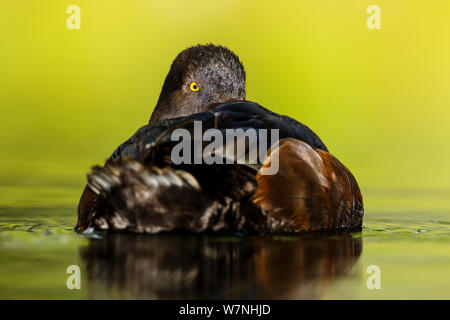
<box><xmin>80</xmin><ymin>233</ymin><xmax>362</xmax><ymax>299</ymax></box>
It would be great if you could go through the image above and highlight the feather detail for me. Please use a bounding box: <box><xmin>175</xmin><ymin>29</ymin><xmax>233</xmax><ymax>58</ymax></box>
<box><xmin>254</xmin><ymin>138</ymin><xmax>363</xmax><ymax>232</ymax></box>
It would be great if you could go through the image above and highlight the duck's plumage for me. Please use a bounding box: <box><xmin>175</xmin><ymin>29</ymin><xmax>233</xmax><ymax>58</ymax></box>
<box><xmin>78</xmin><ymin>101</ymin><xmax>363</xmax><ymax>233</ymax></box>
<box><xmin>108</xmin><ymin>101</ymin><xmax>328</xmax><ymax>163</ymax></box>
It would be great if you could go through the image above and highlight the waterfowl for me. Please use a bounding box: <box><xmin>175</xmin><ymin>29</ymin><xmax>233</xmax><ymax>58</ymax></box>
<box><xmin>77</xmin><ymin>44</ymin><xmax>363</xmax><ymax>234</ymax></box>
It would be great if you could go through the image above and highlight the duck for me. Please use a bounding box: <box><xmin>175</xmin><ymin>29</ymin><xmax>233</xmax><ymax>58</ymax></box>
<box><xmin>77</xmin><ymin>44</ymin><xmax>363</xmax><ymax>234</ymax></box>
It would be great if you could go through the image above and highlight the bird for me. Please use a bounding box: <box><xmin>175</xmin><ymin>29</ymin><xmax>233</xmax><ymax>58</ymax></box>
<box><xmin>77</xmin><ymin>44</ymin><xmax>363</xmax><ymax>234</ymax></box>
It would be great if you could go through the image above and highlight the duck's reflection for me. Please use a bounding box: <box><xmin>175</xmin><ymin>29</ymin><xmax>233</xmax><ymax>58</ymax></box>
<box><xmin>80</xmin><ymin>233</ymin><xmax>362</xmax><ymax>299</ymax></box>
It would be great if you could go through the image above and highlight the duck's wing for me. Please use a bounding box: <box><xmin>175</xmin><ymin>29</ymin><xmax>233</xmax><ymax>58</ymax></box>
<box><xmin>77</xmin><ymin>118</ymin><xmax>181</xmax><ymax>231</ymax></box>
<box><xmin>108</xmin><ymin>117</ymin><xmax>182</xmax><ymax>162</ymax></box>
<box><xmin>77</xmin><ymin>102</ymin><xmax>287</xmax><ymax>233</ymax></box>
<box><xmin>84</xmin><ymin>160</ymin><xmax>251</xmax><ymax>233</ymax></box>
<box><xmin>78</xmin><ymin>105</ymin><xmax>268</xmax><ymax>232</ymax></box>
<box><xmin>80</xmin><ymin>158</ymin><xmax>262</xmax><ymax>233</ymax></box>
<box><xmin>139</xmin><ymin>101</ymin><xmax>362</xmax><ymax>232</ymax></box>
<box><xmin>254</xmin><ymin>138</ymin><xmax>363</xmax><ymax>232</ymax></box>
<box><xmin>143</xmin><ymin>101</ymin><xmax>328</xmax><ymax>156</ymax></box>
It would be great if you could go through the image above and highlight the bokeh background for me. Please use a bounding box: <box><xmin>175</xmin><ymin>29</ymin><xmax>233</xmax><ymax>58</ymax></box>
<box><xmin>0</xmin><ymin>1</ymin><xmax>449</xmax><ymax>299</ymax></box>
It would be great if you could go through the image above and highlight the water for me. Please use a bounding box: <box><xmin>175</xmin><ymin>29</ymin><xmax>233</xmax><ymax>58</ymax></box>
<box><xmin>1</xmin><ymin>199</ymin><xmax>449</xmax><ymax>299</ymax></box>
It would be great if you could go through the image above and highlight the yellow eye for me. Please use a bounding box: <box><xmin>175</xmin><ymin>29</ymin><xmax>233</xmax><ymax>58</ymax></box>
<box><xmin>189</xmin><ymin>82</ymin><xmax>199</xmax><ymax>92</ymax></box>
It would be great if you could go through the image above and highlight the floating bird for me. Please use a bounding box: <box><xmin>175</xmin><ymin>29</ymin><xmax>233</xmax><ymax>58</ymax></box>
<box><xmin>77</xmin><ymin>44</ymin><xmax>363</xmax><ymax>234</ymax></box>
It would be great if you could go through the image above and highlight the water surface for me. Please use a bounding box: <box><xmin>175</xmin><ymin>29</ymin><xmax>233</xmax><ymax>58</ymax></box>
<box><xmin>1</xmin><ymin>195</ymin><xmax>449</xmax><ymax>299</ymax></box>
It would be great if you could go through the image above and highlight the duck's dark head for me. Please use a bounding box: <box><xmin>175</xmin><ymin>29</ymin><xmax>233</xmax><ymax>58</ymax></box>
<box><xmin>149</xmin><ymin>44</ymin><xmax>246</xmax><ymax>124</ymax></box>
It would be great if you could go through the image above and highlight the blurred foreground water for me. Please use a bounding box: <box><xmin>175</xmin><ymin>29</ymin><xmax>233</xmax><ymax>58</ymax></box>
<box><xmin>0</xmin><ymin>199</ymin><xmax>449</xmax><ymax>299</ymax></box>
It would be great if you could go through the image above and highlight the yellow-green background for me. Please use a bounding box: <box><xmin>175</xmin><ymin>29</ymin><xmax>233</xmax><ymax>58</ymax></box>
<box><xmin>0</xmin><ymin>1</ymin><xmax>449</xmax><ymax>299</ymax></box>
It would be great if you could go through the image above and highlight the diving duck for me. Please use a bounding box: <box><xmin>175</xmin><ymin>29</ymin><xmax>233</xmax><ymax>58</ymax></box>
<box><xmin>77</xmin><ymin>44</ymin><xmax>363</xmax><ymax>234</ymax></box>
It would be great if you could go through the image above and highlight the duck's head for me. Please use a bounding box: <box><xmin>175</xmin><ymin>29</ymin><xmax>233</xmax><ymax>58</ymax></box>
<box><xmin>149</xmin><ymin>44</ymin><xmax>246</xmax><ymax>124</ymax></box>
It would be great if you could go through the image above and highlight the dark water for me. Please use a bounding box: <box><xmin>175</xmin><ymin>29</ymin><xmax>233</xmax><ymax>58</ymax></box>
<box><xmin>81</xmin><ymin>232</ymin><xmax>361</xmax><ymax>299</ymax></box>
<box><xmin>1</xmin><ymin>203</ymin><xmax>449</xmax><ymax>299</ymax></box>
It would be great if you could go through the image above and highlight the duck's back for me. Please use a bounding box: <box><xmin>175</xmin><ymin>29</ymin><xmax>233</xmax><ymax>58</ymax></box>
<box><xmin>77</xmin><ymin>101</ymin><xmax>363</xmax><ymax>233</ymax></box>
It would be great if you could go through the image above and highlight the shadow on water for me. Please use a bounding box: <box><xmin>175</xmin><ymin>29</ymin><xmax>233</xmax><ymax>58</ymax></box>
<box><xmin>80</xmin><ymin>232</ymin><xmax>362</xmax><ymax>299</ymax></box>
